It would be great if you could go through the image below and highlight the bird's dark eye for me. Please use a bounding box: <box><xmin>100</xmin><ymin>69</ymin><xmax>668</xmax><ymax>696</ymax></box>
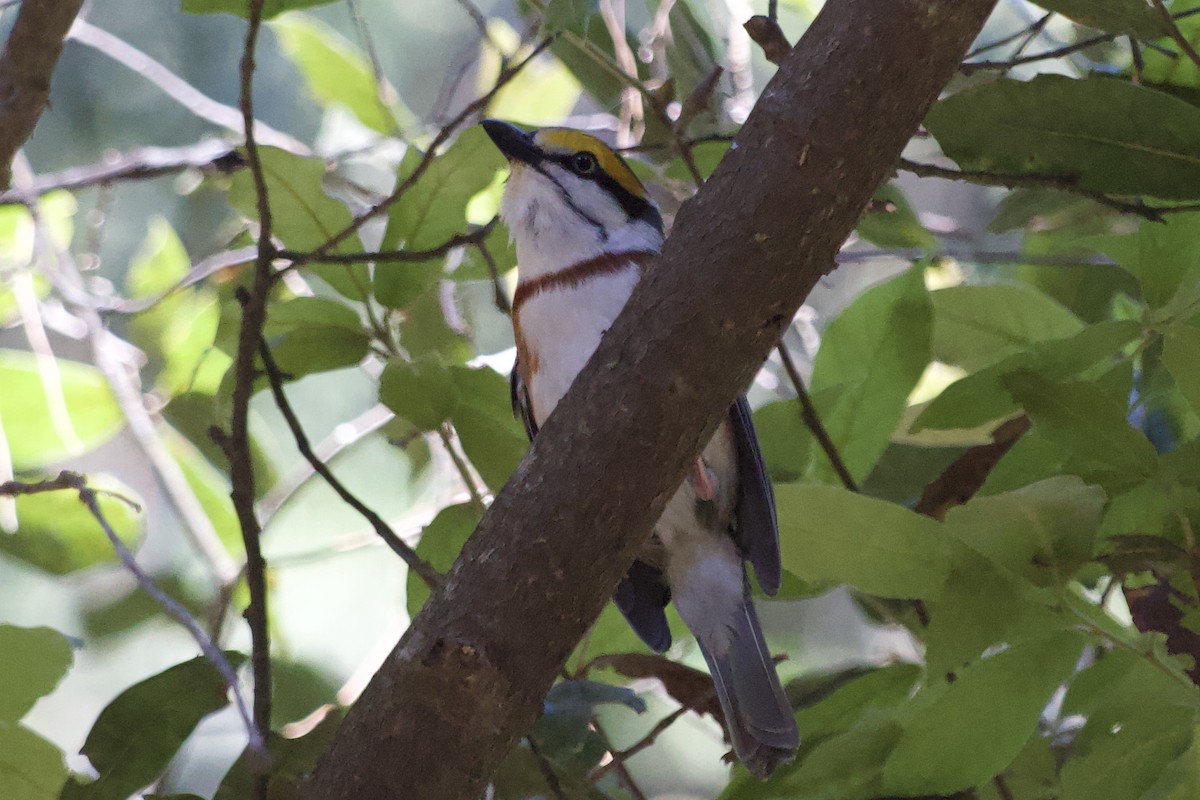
<box><xmin>572</xmin><ymin>152</ymin><xmax>597</xmax><ymax>174</ymax></box>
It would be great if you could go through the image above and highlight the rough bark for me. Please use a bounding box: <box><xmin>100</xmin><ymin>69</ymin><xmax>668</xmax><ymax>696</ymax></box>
<box><xmin>301</xmin><ymin>1</ymin><xmax>998</xmax><ymax>797</ymax></box>
<box><xmin>0</xmin><ymin>0</ymin><xmax>85</xmax><ymax>189</ymax></box>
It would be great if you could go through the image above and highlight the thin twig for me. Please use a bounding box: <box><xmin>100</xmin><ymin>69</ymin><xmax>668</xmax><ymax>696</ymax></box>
<box><xmin>965</xmin><ymin>12</ymin><xmax>1052</xmax><ymax>58</ymax></box>
<box><xmin>101</xmin><ymin>246</ymin><xmax>258</xmax><ymax>315</ymax></box>
<box><xmin>286</xmin><ymin>36</ymin><xmax>555</xmax><ymax>270</ymax></box>
<box><xmin>0</xmin><ymin>472</ymin><xmax>264</xmax><ymax>760</ymax></box>
<box><xmin>438</xmin><ymin>424</ymin><xmax>486</xmax><ymax>513</ymax></box>
<box><xmin>275</xmin><ymin>217</ymin><xmax>497</xmax><ymax>269</ymax></box>
<box><xmin>1150</xmin><ymin>0</ymin><xmax>1200</xmax><ymax>70</ymax></box>
<box><xmin>228</xmin><ymin>4</ymin><xmax>274</xmax><ymax>792</ymax></box>
<box><xmin>68</xmin><ymin>19</ymin><xmax>306</xmax><ymax>154</ymax></box>
<box><xmin>257</xmin><ymin>402</ymin><xmax>394</xmax><ymax>523</ymax></box>
<box><xmin>898</xmin><ymin>158</ymin><xmax>1200</xmax><ymax>222</ymax></box>
<box><xmin>591</xmin><ymin>717</ymin><xmax>648</xmax><ymax>800</ymax></box>
<box><xmin>960</xmin><ymin>6</ymin><xmax>1200</xmax><ymax>74</ymax></box>
<box><xmin>259</xmin><ymin>342</ymin><xmax>443</xmax><ymax>589</ymax></box>
<box><xmin>0</xmin><ymin>140</ymin><xmax>244</xmax><ymax>204</ymax></box>
<box><xmin>475</xmin><ymin>240</ymin><xmax>511</xmax><ymax>314</ymax></box>
<box><xmin>525</xmin><ymin>735</ymin><xmax>569</xmax><ymax>800</ymax></box>
<box><xmin>776</xmin><ymin>343</ymin><xmax>859</xmax><ymax>492</ymax></box>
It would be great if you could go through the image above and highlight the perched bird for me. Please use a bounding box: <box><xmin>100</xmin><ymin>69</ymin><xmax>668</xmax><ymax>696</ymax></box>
<box><xmin>482</xmin><ymin>119</ymin><xmax>799</xmax><ymax>778</ymax></box>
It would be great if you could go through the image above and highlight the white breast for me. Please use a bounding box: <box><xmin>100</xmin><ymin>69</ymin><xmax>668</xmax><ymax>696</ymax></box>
<box><xmin>519</xmin><ymin>264</ymin><xmax>640</xmax><ymax>425</ymax></box>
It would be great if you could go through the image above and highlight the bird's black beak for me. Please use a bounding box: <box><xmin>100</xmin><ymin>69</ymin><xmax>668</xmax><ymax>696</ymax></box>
<box><xmin>482</xmin><ymin>119</ymin><xmax>542</xmax><ymax>167</ymax></box>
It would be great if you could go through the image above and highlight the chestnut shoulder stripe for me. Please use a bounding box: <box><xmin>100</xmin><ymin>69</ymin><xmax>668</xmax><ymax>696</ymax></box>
<box><xmin>511</xmin><ymin>250</ymin><xmax>657</xmax><ymax>314</ymax></box>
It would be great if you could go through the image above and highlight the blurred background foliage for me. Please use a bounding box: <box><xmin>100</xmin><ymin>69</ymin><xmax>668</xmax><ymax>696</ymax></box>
<box><xmin>2</xmin><ymin>0</ymin><xmax>1200</xmax><ymax>797</ymax></box>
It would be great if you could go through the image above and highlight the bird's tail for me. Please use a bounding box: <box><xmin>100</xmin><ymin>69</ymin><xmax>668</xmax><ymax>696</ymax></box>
<box><xmin>698</xmin><ymin>593</ymin><xmax>799</xmax><ymax>779</ymax></box>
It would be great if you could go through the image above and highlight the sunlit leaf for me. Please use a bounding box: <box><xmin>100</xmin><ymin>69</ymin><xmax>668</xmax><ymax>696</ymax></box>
<box><xmin>0</xmin><ymin>350</ymin><xmax>124</xmax><ymax>469</ymax></box>
<box><xmin>881</xmin><ymin>634</ymin><xmax>1083</xmax><ymax>794</ymax></box>
<box><xmin>227</xmin><ymin>147</ymin><xmax>368</xmax><ymax>299</ymax></box>
<box><xmin>0</xmin><ymin>475</ymin><xmax>143</xmax><ymax>575</ymax></box>
<box><xmin>272</xmin><ymin>13</ymin><xmax>407</xmax><ymax>135</ymax></box>
<box><xmin>775</xmin><ymin>485</ymin><xmax>954</xmax><ymax>598</ymax></box>
<box><xmin>930</xmin><ymin>283</ymin><xmax>1082</xmax><ymax>372</ymax></box>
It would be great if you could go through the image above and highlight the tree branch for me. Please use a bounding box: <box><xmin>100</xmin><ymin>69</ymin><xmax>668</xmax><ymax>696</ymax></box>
<box><xmin>259</xmin><ymin>341</ymin><xmax>443</xmax><ymax>589</ymax></box>
<box><xmin>0</xmin><ymin>140</ymin><xmax>244</xmax><ymax>204</ymax></box>
<box><xmin>299</xmin><ymin>1</ymin><xmax>998</xmax><ymax>798</ymax></box>
<box><xmin>0</xmin><ymin>0</ymin><xmax>85</xmax><ymax>188</ymax></box>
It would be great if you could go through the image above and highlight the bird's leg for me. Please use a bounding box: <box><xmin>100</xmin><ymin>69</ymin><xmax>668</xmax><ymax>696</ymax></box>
<box><xmin>688</xmin><ymin>456</ymin><xmax>719</xmax><ymax>502</ymax></box>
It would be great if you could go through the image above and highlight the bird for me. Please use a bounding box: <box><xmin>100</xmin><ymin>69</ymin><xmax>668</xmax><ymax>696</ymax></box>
<box><xmin>481</xmin><ymin>118</ymin><xmax>799</xmax><ymax>778</ymax></box>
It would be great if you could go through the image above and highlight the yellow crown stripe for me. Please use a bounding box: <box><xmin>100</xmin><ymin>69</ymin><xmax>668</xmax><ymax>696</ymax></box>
<box><xmin>533</xmin><ymin>128</ymin><xmax>647</xmax><ymax>200</ymax></box>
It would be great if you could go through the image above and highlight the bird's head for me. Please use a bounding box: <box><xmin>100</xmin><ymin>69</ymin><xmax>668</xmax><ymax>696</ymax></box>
<box><xmin>482</xmin><ymin>119</ymin><xmax>663</xmax><ymax>277</ymax></box>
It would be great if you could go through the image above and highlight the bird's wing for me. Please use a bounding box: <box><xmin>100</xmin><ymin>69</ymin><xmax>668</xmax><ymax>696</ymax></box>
<box><xmin>510</xmin><ymin>356</ymin><xmax>539</xmax><ymax>440</ymax></box>
<box><xmin>730</xmin><ymin>395</ymin><xmax>782</xmax><ymax>595</ymax></box>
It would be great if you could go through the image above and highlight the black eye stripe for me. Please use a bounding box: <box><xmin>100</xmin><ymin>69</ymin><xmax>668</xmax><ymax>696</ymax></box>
<box><xmin>544</xmin><ymin>152</ymin><xmax>659</xmax><ymax>232</ymax></box>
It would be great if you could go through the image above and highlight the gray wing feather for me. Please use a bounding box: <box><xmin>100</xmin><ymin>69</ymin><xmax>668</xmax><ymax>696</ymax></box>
<box><xmin>730</xmin><ymin>395</ymin><xmax>782</xmax><ymax>595</ymax></box>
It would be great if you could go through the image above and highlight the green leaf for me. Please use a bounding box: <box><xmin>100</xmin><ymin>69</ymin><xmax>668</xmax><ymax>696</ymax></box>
<box><xmin>226</xmin><ymin>147</ymin><xmax>368</xmax><ymax>299</ymax></box>
<box><xmin>1094</xmin><ymin>213</ymin><xmax>1200</xmax><ymax>309</ymax></box>
<box><xmin>882</xmin><ymin>634</ymin><xmax>1083</xmax><ymax>795</ymax></box>
<box><xmin>61</xmin><ymin>654</ymin><xmax>245</xmax><ymax>800</ymax></box>
<box><xmin>0</xmin><ymin>476</ymin><xmax>143</xmax><ymax>575</ymax></box>
<box><xmin>447</xmin><ymin>366</ymin><xmax>527</xmax><ymax>489</ymax></box>
<box><xmin>0</xmin><ymin>626</ymin><xmax>73</xmax><ymax>721</ymax></box>
<box><xmin>271</xmin><ymin>13</ymin><xmax>402</xmax><ymax>135</ymax></box>
<box><xmin>1164</xmin><ymin>325</ymin><xmax>1200</xmax><ymax>418</ymax></box>
<box><xmin>1032</xmin><ymin>0</ymin><xmax>1168</xmax><ymax>37</ymax></box>
<box><xmin>1004</xmin><ymin>370</ymin><xmax>1157</xmax><ymax>479</ymax></box>
<box><xmin>794</xmin><ymin>664</ymin><xmax>922</xmax><ymax>743</ymax></box>
<box><xmin>774</xmin><ymin>485</ymin><xmax>954</xmax><ymax>599</ymax></box>
<box><xmin>856</xmin><ymin>183</ymin><xmax>934</xmax><ymax>249</ymax></box>
<box><xmin>0</xmin><ymin>350</ymin><xmax>124</xmax><ymax>469</ymax></box>
<box><xmin>269</xmin><ymin>326</ymin><xmax>370</xmax><ymax>380</ymax></box>
<box><xmin>406</xmin><ymin>503</ymin><xmax>480</xmax><ymax>615</ymax></box>
<box><xmin>913</xmin><ymin>320</ymin><xmax>1142</xmax><ymax>432</ymax></box>
<box><xmin>0</xmin><ymin>722</ymin><xmax>66</xmax><ymax>800</ymax></box>
<box><xmin>808</xmin><ymin>269</ymin><xmax>932</xmax><ymax>483</ymax></box>
<box><xmin>379</xmin><ymin>357</ymin><xmax>459</xmax><ymax>432</ymax></box>
<box><xmin>927</xmin><ymin>76</ymin><xmax>1200</xmax><ymax>200</ymax></box>
<box><xmin>264</xmin><ymin>296</ymin><xmax>362</xmax><ymax>333</ymax></box>
<box><xmin>377</xmin><ymin>128</ymin><xmax>505</xmax><ymax>308</ymax></box>
<box><xmin>946</xmin><ymin>476</ymin><xmax>1105</xmax><ymax>586</ymax></box>
<box><xmin>181</xmin><ymin>0</ymin><xmax>336</xmax><ymax>19</ymax></box>
<box><xmin>930</xmin><ymin>284</ymin><xmax>1083</xmax><ymax>372</ymax></box>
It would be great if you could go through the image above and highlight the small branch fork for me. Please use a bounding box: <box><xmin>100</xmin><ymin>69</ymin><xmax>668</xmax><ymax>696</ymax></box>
<box><xmin>258</xmin><ymin>341</ymin><xmax>443</xmax><ymax>589</ymax></box>
<box><xmin>0</xmin><ymin>472</ymin><xmax>265</xmax><ymax>760</ymax></box>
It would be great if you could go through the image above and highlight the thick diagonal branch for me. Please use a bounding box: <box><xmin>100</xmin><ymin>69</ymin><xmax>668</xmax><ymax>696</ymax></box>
<box><xmin>0</xmin><ymin>0</ymin><xmax>86</xmax><ymax>188</ymax></box>
<box><xmin>301</xmin><ymin>2</ymin><xmax>999</xmax><ymax>798</ymax></box>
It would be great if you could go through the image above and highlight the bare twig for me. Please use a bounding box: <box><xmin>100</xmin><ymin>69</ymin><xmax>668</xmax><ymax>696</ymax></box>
<box><xmin>226</xmin><ymin>3</ymin><xmax>274</xmax><ymax>791</ymax></box>
<box><xmin>102</xmin><ymin>246</ymin><xmax>258</xmax><ymax>315</ymax></box>
<box><xmin>257</xmin><ymin>402</ymin><xmax>394</xmax><ymax>523</ymax></box>
<box><xmin>259</xmin><ymin>342</ymin><xmax>443</xmax><ymax>589</ymax></box>
<box><xmin>68</xmin><ymin>19</ymin><xmax>306</xmax><ymax>154</ymax></box>
<box><xmin>0</xmin><ymin>472</ymin><xmax>264</xmax><ymax>760</ymax></box>
<box><xmin>0</xmin><ymin>0</ymin><xmax>85</xmax><ymax>188</ymax></box>
<box><xmin>775</xmin><ymin>344</ymin><xmax>859</xmax><ymax>492</ymax></box>
<box><xmin>1151</xmin><ymin>0</ymin><xmax>1200</xmax><ymax>70</ymax></box>
<box><xmin>961</xmin><ymin>6</ymin><xmax>1200</xmax><ymax>74</ymax></box>
<box><xmin>590</xmin><ymin>718</ymin><xmax>648</xmax><ymax>800</ymax></box>
<box><xmin>897</xmin><ymin>158</ymin><xmax>1200</xmax><ymax>222</ymax></box>
<box><xmin>288</xmin><ymin>36</ymin><xmax>555</xmax><ymax>269</ymax></box>
<box><xmin>275</xmin><ymin>217</ymin><xmax>497</xmax><ymax>269</ymax></box>
<box><xmin>525</xmin><ymin>735</ymin><xmax>569</xmax><ymax>800</ymax></box>
<box><xmin>475</xmin><ymin>239</ymin><xmax>512</xmax><ymax>314</ymax></box>
<box><xmin>10</xmin><ymin>155</ymin><xmax>241</xmax><ymax>587</ymax></box>
<box><xmin>438</xmin><ymin>424</ymin><xmax>486</xmax><ymax>513</ymax></box>
<box><xmin>0</xmin><ymin>140</ymin><xmax>244</xmax><ymax>204</ymax></box>
<box><xmin>965</xmin><ymin>12</ymin><xmax>1052</xmax><ymax>58</ymax></box>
